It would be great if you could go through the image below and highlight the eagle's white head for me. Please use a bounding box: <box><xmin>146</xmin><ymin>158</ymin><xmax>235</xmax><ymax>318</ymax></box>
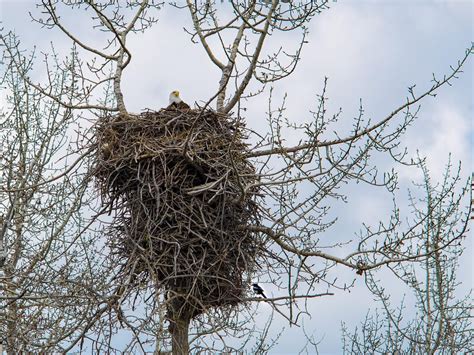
<box><xmin>169</xmin><ymin>90</ymin><xmax>183</xmax><ymax>104</ymax></box>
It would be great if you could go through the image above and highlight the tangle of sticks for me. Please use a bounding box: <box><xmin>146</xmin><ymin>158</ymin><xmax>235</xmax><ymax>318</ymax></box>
<box><xmin>93</xmin><ymin>108</ymin><xmax>261</xmax><ymax>318</ymax></box>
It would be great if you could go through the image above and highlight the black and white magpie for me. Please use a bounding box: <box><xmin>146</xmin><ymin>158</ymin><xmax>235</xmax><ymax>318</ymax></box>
<box><xmin>252</xmin><ymin>283</ymin><xmax>267</xmax><ymax>298</ymax></box>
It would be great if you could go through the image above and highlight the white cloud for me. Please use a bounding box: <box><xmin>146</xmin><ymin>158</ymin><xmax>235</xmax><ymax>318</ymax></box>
<box><xmin>399</xmin><ymin>102</ymin><xmax>471</xmax><ymax>183</ymax></box>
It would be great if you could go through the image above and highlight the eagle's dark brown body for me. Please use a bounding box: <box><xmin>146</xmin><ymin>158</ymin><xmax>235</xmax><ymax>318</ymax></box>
<box><xmin>167</xmin><ymin>101</ymin><xmax>190</xmax><ymax>110</ymax></box>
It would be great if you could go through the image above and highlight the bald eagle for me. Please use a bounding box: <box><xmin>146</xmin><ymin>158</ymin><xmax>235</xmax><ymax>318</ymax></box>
<box><xmin>168</xmin><ymin>90</ymin><xmax>190</xmax><ymax>110</ymax></box>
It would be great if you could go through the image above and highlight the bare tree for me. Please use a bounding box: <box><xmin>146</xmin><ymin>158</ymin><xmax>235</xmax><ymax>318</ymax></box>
<box><xmin>183</xmin><ymin>0</ymin><xmax>326</xmax><ymax>112</ymax></box>
<box><xmin>342</xmin><ymin>162</ymin><xmax>473</xmax><ymax>353</ymax></box>
<box><xmin>0</xmin><ymin>1</ymin><xmax>165</xmax><ymax>352</ymax></box>
<box><xmin>0</xmin><ymin>1</ymin><xmax>471</xmax><ymax>353</ymax></box>
<box><xmin>0</xmin><ymin>31</ymin><xmax>112</xmax><ymax>352</ymax></box>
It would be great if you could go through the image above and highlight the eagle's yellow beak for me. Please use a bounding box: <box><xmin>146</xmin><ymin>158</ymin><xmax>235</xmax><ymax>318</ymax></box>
<box><xmin>173</xmin><ymin>90</ymin><xmax>180</xmax><ymax>97</ymax></box>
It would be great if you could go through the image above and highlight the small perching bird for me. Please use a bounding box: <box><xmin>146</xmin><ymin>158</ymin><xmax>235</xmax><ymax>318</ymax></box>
<box><xmin>252</xmin><ymin>283</ymin><xmax>267</xmax><ymax>298</ymax></box>
<box><xmin>168</xmin><ymin>90</ymin><xmax>190</xmax><ymax>110</ymax></box>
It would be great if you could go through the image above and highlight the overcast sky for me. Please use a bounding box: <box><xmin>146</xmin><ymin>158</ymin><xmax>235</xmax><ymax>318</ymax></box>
<box><xmin>0</xmin><ymin>1</ymin><xmax>472</xmax><ymax>353</ymax></box>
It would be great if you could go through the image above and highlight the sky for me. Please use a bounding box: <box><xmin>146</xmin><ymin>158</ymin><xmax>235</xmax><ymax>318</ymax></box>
<box><xmin>0</xmin><ymin>0</ymin><xmax>472</xmax><ymax>354</ymax></box>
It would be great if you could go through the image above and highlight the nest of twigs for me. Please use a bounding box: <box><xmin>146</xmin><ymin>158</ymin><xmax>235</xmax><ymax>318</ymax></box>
<box><xmin>93</xmin><ymin>108</ymin><xmax>261</xmax><ymax>317</ymax></box>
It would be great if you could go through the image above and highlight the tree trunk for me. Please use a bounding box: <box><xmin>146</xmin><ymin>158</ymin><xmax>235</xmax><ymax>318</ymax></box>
<box><xmin>170</xmin><ymin>316</ymin><xmax>190</xmax><ymax>355</ymax></box>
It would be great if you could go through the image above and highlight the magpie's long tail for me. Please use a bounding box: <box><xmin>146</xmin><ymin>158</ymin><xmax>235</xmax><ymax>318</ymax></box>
<box><xmin>261</xmin><ymin>292</ymin><xmax>267</xmax><ymax>299</ymax></box>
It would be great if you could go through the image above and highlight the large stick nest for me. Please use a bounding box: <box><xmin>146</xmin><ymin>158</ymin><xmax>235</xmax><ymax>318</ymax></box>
<box><xmin>93</xmin><ymin>108</ymin><xmax>261</xmax><ymax>317</ymax></box>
